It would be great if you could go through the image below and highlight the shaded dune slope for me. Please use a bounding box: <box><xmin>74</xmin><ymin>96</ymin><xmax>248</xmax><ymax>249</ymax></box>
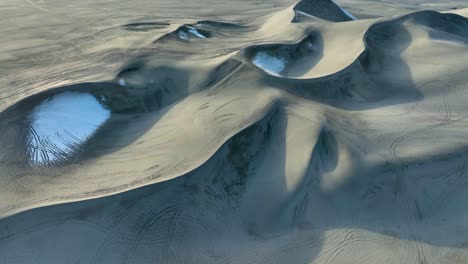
<box><xmin>293</xmin><ymin>0</ymin><xmax>357</xmax><ymax>22</ymax></box>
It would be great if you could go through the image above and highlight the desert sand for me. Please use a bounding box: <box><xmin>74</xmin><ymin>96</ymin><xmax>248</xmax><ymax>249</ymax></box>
<box><xmin>0</xmin><ymin>0</ymin><xmax>468</xmax><ymax>263</ymax></box>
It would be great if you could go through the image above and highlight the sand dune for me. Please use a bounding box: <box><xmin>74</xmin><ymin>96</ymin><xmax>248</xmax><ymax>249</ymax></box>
<box><xmin>0</xmin><ymin>0</ymin><xmax>468</xmax><ymax>263</ymax></box>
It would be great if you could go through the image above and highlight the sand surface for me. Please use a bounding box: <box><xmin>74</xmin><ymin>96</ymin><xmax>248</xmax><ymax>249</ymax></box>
<box><xmin>0</xmin><ymin>0</ymin><xmax>468</xmax><ymax>263</ymax></box>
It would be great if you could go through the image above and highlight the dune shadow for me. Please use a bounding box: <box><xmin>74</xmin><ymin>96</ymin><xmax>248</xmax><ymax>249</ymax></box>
<box><xmin>318</xmin><ymin>144</ymin><xmax>468</xmax><ymax>251</ymax></box>
<box><xmin>0</xmin><ymin>63</ymin><xmax>190</xmax><ymax>168</ymax></box>
<box><xmin>0</xmin><ymin>103</ymin><xmax>321</xmax><ymax>263</ymax></box>
<box><xmin>153</xmin><ymin>20</ymin><xmax>245</xmax><ymax>43</ymax></box>
<box><xmin>293</xmin><ymin>0</ymin><xmax>356</xmax><ymax>22</ymax></box>
<box><xmin>120</xmin><ymin>22</ymin><xmax>171</xmax><ymax>32</ymax></box>
<box><xmin>1</xmin><ymin>85</ymin><xmax>468</xmax><ymax>262</ymax></box>
<box><xmin>273</xmin><ymin>11</ymin><xmax>468</xmax><ymax>112</ymax></box>
<box><xmin>244</xmin><ymin>31</ymin><xmax>324</xmax><ymax>79</ymax></box>
<box><xmin>264</xmin><ymin>16</ymin><xmax>424</xmax><ymax>111</ymax></box>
